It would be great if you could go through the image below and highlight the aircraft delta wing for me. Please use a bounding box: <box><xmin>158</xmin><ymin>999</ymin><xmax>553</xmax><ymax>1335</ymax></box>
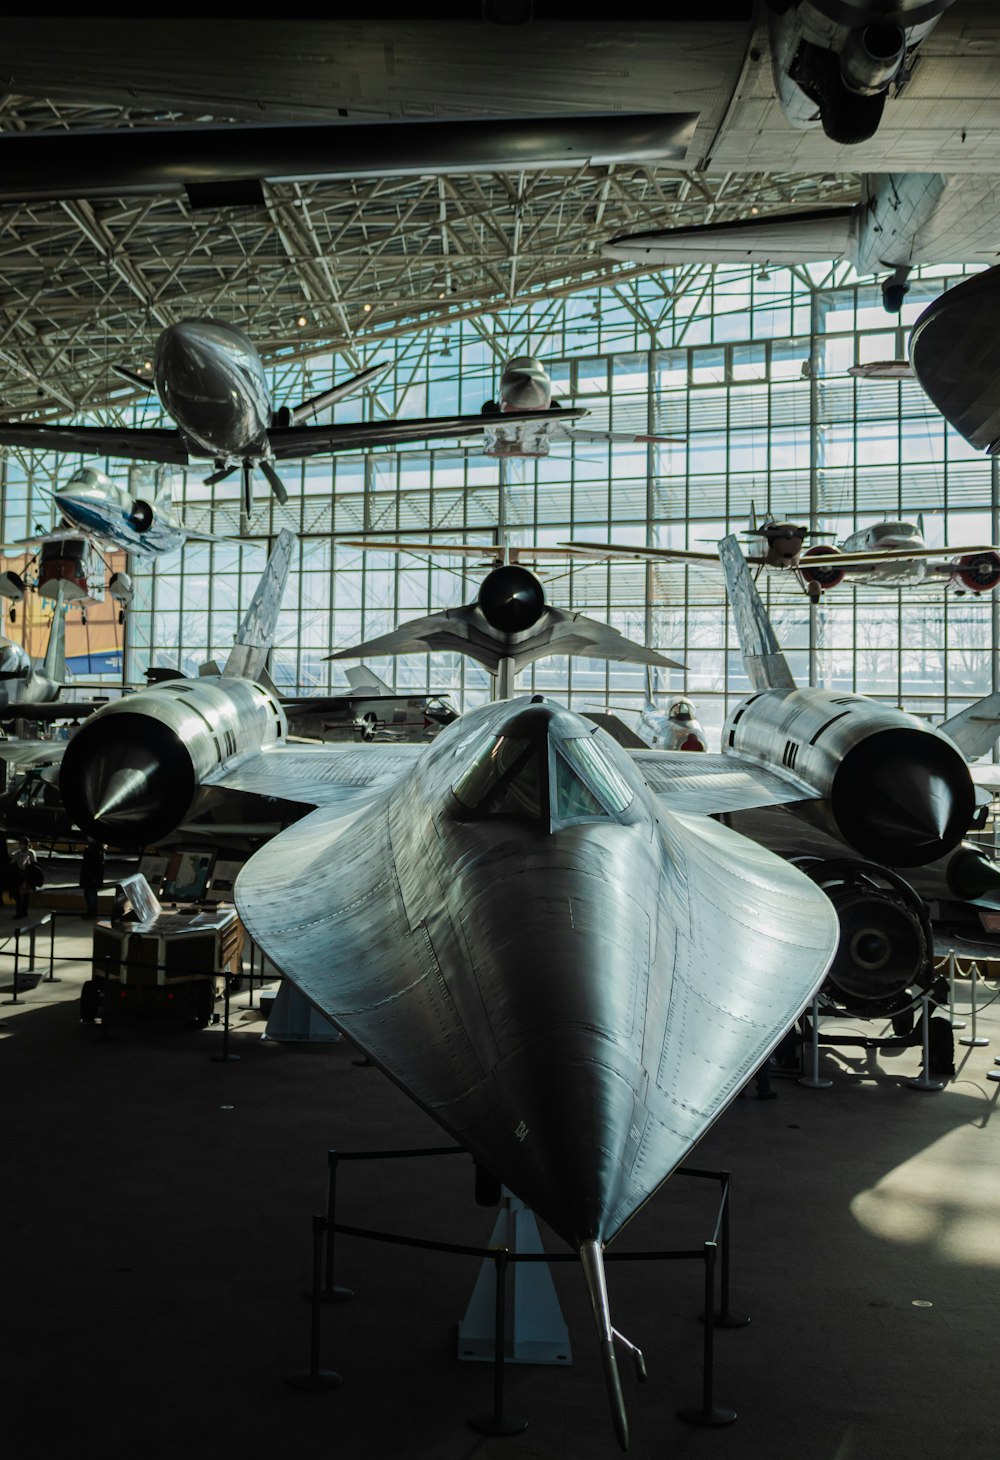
<box><xmin>54</xmin><ymin>528</ymin><xmax>842</xmax><ymax>1449</ymax></box>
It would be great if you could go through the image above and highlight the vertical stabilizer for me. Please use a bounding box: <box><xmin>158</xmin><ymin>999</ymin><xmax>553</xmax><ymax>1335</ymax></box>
<box><xmin>940</xmin><ymin>690</ymin><xmax>1000</xmax><ymax>760</ymax></box>
<box><xmin>222</xmin><ymin>529</ymin><xmax>296</xmax><ymax>682</ymax></box>
<box><xmin>718</xmin><ymin>534</ymin><xmax>797</xmax><ymax>693</ymax></box>
<box><xmin>345</xmin><ymin>664</ymin><xmax>393</xmax><ymax>695</ymax></box>
<box><xmin>41</xmin><ymin>582</ymin><xmax>67</xmax><ymax>685</ymax></box>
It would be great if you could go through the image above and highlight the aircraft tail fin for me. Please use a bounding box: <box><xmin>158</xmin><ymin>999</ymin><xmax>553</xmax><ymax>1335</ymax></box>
<box><xmin>345</xmin><ymin>664</ymin><xmax>393</xmax><ymax>696</ymax></box>
<box><xmin>41</xmin><ymin>583</ymin><xmax>67</xmax><ymax>685</ymax></box>
<box><xmin>940</xmin><ymin>691</ymin><xmax>1000</xmax><ymax>760</ymax></box>
<box><xmin>719</xmin><ymin>534</ymin><xmax>797</xmax><ymax>693</ymax></box>
<box><xmin>222</xmin><ymin>529</ymin><xmax>296</xmax><ymax>682</ymax></box>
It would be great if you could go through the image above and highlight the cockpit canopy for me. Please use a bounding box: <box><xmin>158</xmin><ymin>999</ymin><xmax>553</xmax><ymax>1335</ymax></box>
<box><xmin>669</xmin><ymin>699</ymin><xmax>694</xmax><ymax>720</ymax></box>
<box><xmin>451</xmin><ymin>701</ymin><xmax>633</xmax><ymax>828</ymax></box>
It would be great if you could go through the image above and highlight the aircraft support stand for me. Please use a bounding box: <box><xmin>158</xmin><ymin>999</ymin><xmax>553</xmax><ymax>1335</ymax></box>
<box><xmin>906</xmin><ymin>992</ymin><xmax>947</xmax><ymax>1092</ymax></box>
<box><xmin>798</xmin><ymin>996</ymin><xmax>833</xmax><ymax>1089</ymax></box>
<box><xmin>286</xmin><ymin>1148</ymin><xmax>745</xmax><ymax>1438</ymax></box>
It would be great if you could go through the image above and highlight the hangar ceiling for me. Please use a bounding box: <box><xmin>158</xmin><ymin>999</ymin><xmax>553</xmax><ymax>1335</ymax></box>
<box><xmin>0</xmin><ymin>9</ymin><xmax>997</xmax><ymax>422</ymax></box>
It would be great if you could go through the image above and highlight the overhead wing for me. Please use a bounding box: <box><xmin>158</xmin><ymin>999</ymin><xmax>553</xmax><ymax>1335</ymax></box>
<box><xmin>544</xmin><ymin>425</ymin><xmax>685</xmax><ymax>446</ymax></box>
<box><xmin>268</xmin><ymin>406</ymin><xmax>586</xmax><ymax>460</ymax></box>
<box><xmin>826</xmin><ymin>543</ymin><xmax>999</xmax><ymax>569</ymax></box>
<box><xmin>604</xmin><ymin>207</ymin><xmax>857</xmax><ymax>267</ymax></box>
<box><xmin>561</xmin><ymin>539</ymin><xmax>754</xmax><ymax>566</ymax></box>
<box><xmin>628</xmin><ymin>749</ymin><xmax>816</xmax><ymax>814</ymax></box>
<box><xmin>0</xmin><ymin>423</ymin><xmax>188</xmax><ymax>463</ymax></box>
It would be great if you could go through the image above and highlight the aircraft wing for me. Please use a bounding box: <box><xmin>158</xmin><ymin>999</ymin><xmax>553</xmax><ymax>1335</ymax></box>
<box><xmin>628</xmin><ymin>749</ymin><xmax>816</xmax><ymax>814</ymax></box>
<box><xmin>0</xmin><ymin>423</ymin><xmax>188</xmax><ymax>463</ymax></box>
<box><xmin>204</xmin><ymin>742</ymin><xmax>425</xmax><ymax>808</ymax></box>
<box><xmin>0</xmin><ymin>700</ymin><xmax>108</xmax><ymax>723</ymax></box>
<box><xmin>604</xmin><ymin>207</ymin><xmax>857</xmax><ymax>267</ymax></box>
<box><xmin>561</xmin><ymin>539</ymin><xmax>752</xmax><ymax>565</ymax></box>
<box><xmin>829</xmin><ymin>544</ymin><xmax>999</xmax><ymax>569</ymax></box>
<box><xmin>267</xmin><ymin>406</ymin><xmax>587</xmax><ymax>459</ymax></box>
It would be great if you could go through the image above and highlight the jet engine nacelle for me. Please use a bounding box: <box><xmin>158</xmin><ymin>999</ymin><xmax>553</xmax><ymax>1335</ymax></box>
<box><xmin>798</xmin><ymin>543</ymin><xmax>846</xmax><ymax>592</ymax></box>
<box><xmin>59</xmin><ymin>676</ymin><xmax>287</xmax><ymax>847</ymax></box>
<box><xmin>127</xmin><ymin>498</ymin><xmax>155</xmax><ymax>533</ymax></box>
<box><xmin>767</xmin><ymin>3</ymin><xmax>952</xmax><ymax>145</ymax></box>
<box><xmin>107</xmin><ymin>571</ymin><xmax>133</xmax><ymax>606</ymax></box>
<box><xmin>797</xmin><ymin>858</ymin><xmax>933</xmax><ymax>1012</ymax></box>
<box><xmin>477</xmin><ymin>564</ymin><xmax>547</xmax><ymax>633</ymax></box>
<box><xmin>723</xmin><ymin>686</ymin><xmax>974</xmax><ymax>867</ymax></box>
<box><xmin>952</xmin><ymin>551</ymin><xmax>1000</xmax><ymax>595</ymax></box>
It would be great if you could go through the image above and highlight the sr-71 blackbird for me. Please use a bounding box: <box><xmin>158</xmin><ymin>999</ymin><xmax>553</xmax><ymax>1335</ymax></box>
<box><xmin>57</xmin><ymin>531</ymin><xmax>986</xmax><ymax>1445</ymax></box>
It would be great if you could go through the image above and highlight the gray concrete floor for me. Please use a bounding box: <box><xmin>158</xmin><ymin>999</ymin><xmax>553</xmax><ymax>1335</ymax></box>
<box><xmin>3</xmin><ymin>918</ymin><xmax>999</xmax><ymax>1460</ymax></box>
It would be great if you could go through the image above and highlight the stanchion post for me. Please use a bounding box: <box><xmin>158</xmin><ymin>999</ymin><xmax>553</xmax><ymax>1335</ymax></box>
<box><xmin>959</xmin><ymin>961</ymin><xmax>990</xmax><ymax>1048</ymax></box>
<box><xmin>211</xmin><ymin>966</ymin><xmax>240</xmax><ymax>1063</ymax></box>
<box><xmin>678</xmin><ymin>1242</ymin><xmax>736</xmax><ymax>1426</ymax></box>
<box><xmin>45</xmin><ymin>913</ymin><xmax>59</xmax><ymax>982</ymax></box>
<box><xmin>715</xmin><ymin>1176</ymin><xmax>749</xmax><ymax>1329</ymax></box>
<box><xmin>316</xmin><ymin>1150</ymin><xmax>353</xmax><ymax>1303</ymax></box>
<box><xmin>947</xmin><ymin>950</ymin><xmax>966</xmax><ymax>1030</ymax></box>
<box><xmin>468</xmin><ymin>1247</ymin><xmax>527</xmax><ymax>1436</ymax></box>
<box><xmin>286</xmin><ymin>1214</ymin><xmax>342</xmax><ymax>1391</ymax></box>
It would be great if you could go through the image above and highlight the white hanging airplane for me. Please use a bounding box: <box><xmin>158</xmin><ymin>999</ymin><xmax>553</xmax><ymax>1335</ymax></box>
<box><xmin>562</xmin><ymin>514</ymin><xmax>1000</xmax><ymax>600</ymax></box>
<box><xmin>0</xmin><ymin>324</ymin><xmax>677</xmax><ymax>526</ymax></box>
<box><xmin>0</xmin><ymin>465</ymin><xmax>237</xmax><ymax>622</ymax></box>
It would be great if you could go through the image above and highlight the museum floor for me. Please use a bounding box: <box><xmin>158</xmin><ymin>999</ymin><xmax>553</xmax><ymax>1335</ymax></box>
<box><xmin>3</xmin><ymin>913</ymin><xmax>999</xmax><ymax>1460</ymax></box>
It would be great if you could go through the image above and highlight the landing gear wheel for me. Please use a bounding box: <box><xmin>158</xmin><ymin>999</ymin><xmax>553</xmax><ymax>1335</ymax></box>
<box><xmin>8</xmin><ymin>607</ymin><xmax>15</xmax><ymax>623</ymax></box>
<box><xmin>815</xmin><ymin>50</ymin><xmax>887</xmax><ymax>145</ymax></box>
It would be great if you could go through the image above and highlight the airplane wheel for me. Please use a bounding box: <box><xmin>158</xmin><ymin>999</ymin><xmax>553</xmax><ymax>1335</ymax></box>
<box><xmin>882</xmin><ymin>280</ymin><xmax>910</xmax><ymax>314</ymax></box>
<box><xmin>815</xmin><ymin>49</ymin><xmax>887</xmax><ymax>145</ymax></box>
<box><xmin>118</xmin><ymin>610</ymin><xmax>125</xmax><ymax>624</ymax></box>
<box><xmin>8</xmin><ymin>608</ymin><xmax>14</xmax><ymax>623</ymax></box>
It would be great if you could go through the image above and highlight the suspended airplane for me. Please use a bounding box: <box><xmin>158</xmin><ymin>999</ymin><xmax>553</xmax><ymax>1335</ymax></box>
<box><xmin>56</xmin><ymin>527</ymin><xmax>992</xmax><ymax>1443</ymax></box>
<box><xmin>0</xmin><ymin>465</ymin><xmax>237</xmax><ymax>623</ymax></box>
<box><xmin>637</xmin><ymin>697</ymin><xmax>709</xmax><ymax>753</ymax></box>
<box><xmin>0</xmin><ymin>325</ymin><xmax>675</xmax><ymax>529</ymax></box>
<box><xmin>604</xmin><ymin>170</ymin><xmax>999</xmax><ymax>315</ymax></box>
<box><xmin>562</xmin><ymin>516</ymin><xmax>1000</xmax><ymax>600</ymax></box>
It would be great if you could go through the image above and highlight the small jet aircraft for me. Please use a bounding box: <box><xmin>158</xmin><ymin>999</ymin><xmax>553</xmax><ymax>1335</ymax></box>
<box><xmin>1</xmin><ymin>465</ymin><xmax>233</xmax><ymax>623</ymax></box>
<box><xmin>562</xmin><ymin>515</ymin><xmax>1000</xmax><ymax>600</ymax></box>
<box><xmin>637</xmin><ymin>697</ymin><xmax>708</xmax><ymax>752</ymax></box>
<box><xmin>284</xmin><ymin>666</ymin><xmax>458</xmax><ymax>743</ymax></box>
<box><xmin>0</xmin><ymin>324</ymin><xmax>671</xmax><ymax>526</ymax></box>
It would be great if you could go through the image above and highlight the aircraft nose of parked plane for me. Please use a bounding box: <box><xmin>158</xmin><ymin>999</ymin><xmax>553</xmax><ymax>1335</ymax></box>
<box><xmin>449</xmin><ymin>829</ymin><xmax>659</xmax><ymax>1247</ymax></box>
<box><xmin>500</xmin><ymin>356</ymin><xmax>552</xmax><ymax>411</ymax></box>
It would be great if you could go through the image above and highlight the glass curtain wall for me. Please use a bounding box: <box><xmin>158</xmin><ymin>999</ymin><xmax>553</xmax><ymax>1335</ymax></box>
<box><xmin>1</xmin><ymin>260</ymin><xmax>995</xmax><ymax>752</ymax></box>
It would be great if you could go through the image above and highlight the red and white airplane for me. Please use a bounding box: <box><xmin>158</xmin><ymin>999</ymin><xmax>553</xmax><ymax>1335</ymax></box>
<box><xmin>563</xmin><ymin>515</ymin><xmax>1000</xmax><ymax>600</ymax></box>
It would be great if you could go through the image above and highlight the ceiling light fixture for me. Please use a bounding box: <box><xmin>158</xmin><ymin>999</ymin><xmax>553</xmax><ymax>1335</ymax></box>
<box><xmin>297</xmin><ymin>315</ymin><xmax>307</xmax><ymax>328</ymax></box>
